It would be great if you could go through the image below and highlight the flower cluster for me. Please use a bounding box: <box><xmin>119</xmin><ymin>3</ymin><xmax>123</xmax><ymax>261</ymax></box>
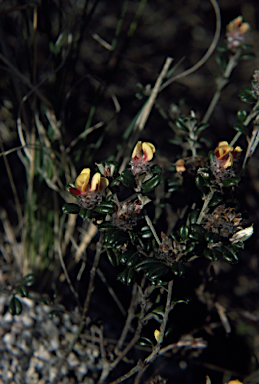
<box><xmin>210</xmin><ymin>141</ymin><xmax>242</xmax><ymax>183</ymax></box>
<box><xmin>130</xmin><ymin>141</ymin><xmax>155</xmax><ymax>176</ymax></box>
<box><xmin>226</xmin><ymin>16</ymin><xmax>250</xmax><ymax>52</ymax></box>
<box><xmin>110</xmin><ymin>197</ymin><xmax>145</xmax><ymax>231</ymax></box>
<box><xmin>68</xmin><ymin>168</ymin><xmax>109</xmax><ymax>209</ymax></box>
<box><xmin>202</xmin><ymin>204</ymin><xmax>244</xmax><ymax>238</ymax></box>
<box><xmin>214</xmin><ymin>141</ymin><xmax>242</xmax><ymax>169</ymax></box>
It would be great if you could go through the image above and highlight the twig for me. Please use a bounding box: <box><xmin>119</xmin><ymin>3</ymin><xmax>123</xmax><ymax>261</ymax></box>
<box><xmin>58</xmin><ymin>215</ymin><xmax>82</xmax><ymax>309</ymax></box>
<box><xmin>115</xmin><ymin>283</ymin><xmax>139</xmax><ymax>353</ymax></box>
<box><xmin>53</xmin><ymin>232</ymin><xmax>105</xmax><ymax>384</ymax></box>
<box><xmin>118</xmin><ymin>56</ymin><xmax>173</xmax><ymax>173</ymax></box>
<box><xmin>159</xmin><ymin>0</ymin><xmax>221</xmax><ymax>92</ymax></box>
<box><xmin>82</xmin><ymin>232</ymin><xmax>104</xmax><ymax>318</ymax></box>
<box><xmin>196</xmin><ymin>189</ymin><xmax>215</xmax><ymax>225</ymax></box>
<box><xmin>136</xmin><ymin>57</ymin><xmax>173</xmax><ymax>133</ymax></box>
<box><xmin>202</xmin><ymin>48</ymin><xmax>242</xmax><ymax>124</ymax></box>
<box><xmin>145</xmin><ymin>215</ymin><xmax>161</xmax><ymax>246</ymax></box>
<box><xmin>0</xmin><ymin>139</ymin><xmax>23</xmax><ymax>224</ymax></box>
<box><xmin>105</xmin><ymin>286</ymin><xmax>156</xmax><ymax>384</ymax></box>
<box><xmin>110</xmin><ymin>283</ymin><xmax>174</xmax><ymax>384</ymax></box>
<box><xmin>134</xmin><ymin>281</ymin><xmax>174</xmax><ymax>384</ymax></box>
<box><xmin>96</xmin><ymin>267</ymin><xmax>127</xmax><ymax>316</ymax></box>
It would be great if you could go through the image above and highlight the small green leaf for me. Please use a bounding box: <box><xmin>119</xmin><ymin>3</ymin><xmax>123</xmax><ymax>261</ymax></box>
<box><xmin>106</xmin><ymin>230</ymin><xmax>125</xmax><ymax>245</ymax></box>
<box><xmin>138</xmin><ymin>336</ymin><xmax>153</xmax><ymax>346</ymax></box>
<box><xmin>239</xmin><ymin>53</ymin><xmax>255</xmax><ymax>61</ymax></box>
<box><xmin>38</xmin><ymin>295</ymin><xmax>51</xmax><ymax>305</ymax></box>
<box><xmin>129</xmin><ymin>231</ymin><xmax>136</xmax><ymax>242</ymax></box>
<box><xmin>15</xmin><ymin>285</ymin><xmax>28</xmax><ymax>298</ymax></box>
<box><xmin>171</xmin><ymin>231</ymin><xmax>181</xmax><ymax>242</ymax></box>
<box><xmin>140</xmin><ymin>226</ymin><xmax>153</xmax><ymax>239</ymax></box>
<box><xmin>98</xmin><ymin>222</ymin><xmax>115</xmax><ymax>231</ymax></box>
<box><xmin>190</xmin><ymin>224</ymin><xmax>206</xmax><ymax>235</ymax></box>
<box><xmin>62</xmin><ymin>203</ymin><xmax>80</xmax><ymax>214</ymax></box>
<box><xmin>216</xmin><ymin>53</ymin><xmax>228</xmax><ymax>71</ymax></box>
<box><xmin>149</xmin><ymin>266</ymin><xmax>169</xmax><ymax>280</ymax></box>
<box><xmin>171</xmin><ymin>262</ymin><xmax>179</xmax><ymax>276</ymax></box>
<box><xmin>9</xmin><ymin>296</ymin><xmax>22</xmax><ymax>315</ymax></box>
<box><xmin>205</xmin><ymin>232</ymin><xmax>221</xmax><ymax>243</ymax></box>
<box><xmin>178</xmin><ymin>263</ymin><xmax>185</xmax><ymax>276</ymax></box>
<box><xmin>79</xmin><ymin>208</ymin><xmax>91</xmax><ymax>219</ymax></box>
<box><xmin>22</xmin><ymin>273</ymin><xmax>35</xmax><ymax>287</ymax></box>
<box><xmin>179</xmin><ymin>225</ymin><xmax>189</xmax><ymax>241</ymax></box>
<box><xmin>141</xmin><ymin>174</ymin><xmax>160</xmax><ymax>193</ymax></box>
<box><xmin>239</xmin><ymin>87</ymin><xmax>257</xmax><ymax>103</ymax></box>
<box><xmin>175</xmin><ymin>118</ymin><xmax>189</xmax><ymax>132</ymax></box>
<box><xmin>119</xmin><ymin>169</ymin><xmax>136</xmax><ymax>187</ymax></box>
<box><xmin>221</xmin><ymin>177</ymin><xmax>241</xmax><ymax>187</ymax></box>
<box><xmin>208</xmin><ymin>150</ymin><xmax>215</xmax><ymax>164</ymax></box>
<box><xmin>109</xmin><ymin>177</ymin><xmax>120</xmax><ymax>187</ymax></box>
<box><xmin>185</xmin><ymin>241</ymin><xmax>196</xmax><ymax>253</ymax></box>
<box><xmin>106</xmin><ymin>249</ymin><xmax>120</xmax><ymax>267</ymax></box>
<box><xmin>94</xmin><ymin>201</ymin><xmax>115</xmax><ymax>214</ymax></box>
<box><xmin>195</xmin><ymin>174</ymin><xmax>207</xmax><ymax>193</ymax></box>
<box><xmin>196</xmin><ymin>123</ymin><xmax>209</xmax><ymax>133</ymax></box>
<box><xmin>127</xmin><ymin>253</ymin><xmax>141</xmax><ymax>268</ymax></box>
<box><xmin>151</xmin><ymin>164</ymin><xmax>162</xmax><ymax>175</ymax></box>
<box><xmin>237</xmin><ymin>109</ymin><xmax>248</xmax><ymax>123</ymax></box>
<box><xmin>135</xmin><ymin>258</ymin><xmax>162</xmax><ymax>272</ymax></box>
<box><xmin>208</xmin><ymin>196</ymin><xmax>223</xmax><ymax>207</ymax></box>
<box><xmin>198</xmin><ymin>168</ymin><xmax>211</xmax><ymax>179</ymax></box>
<box><xmin>120</xmin><ymin>249</ymin><xmax>137</xmax><ymax>264</ymax></box>
<box><xmin>233</xmin><ymin>122</ymin><xmax>249</xmax><ymax>135</ymax></box>
<box><xmin>242</xmin><ymin>44</ymin><xmax>253</xmax><ymax>50</ymax></box>
<box><xmin>189</xmin><ymin>231</ymin><xmax>204</xmax><ymax>243</ymax></box>
<box><xmin>221</xmin><ymin>245</ymin><xmax>240</xmax><ymax>264</ymax></box>
<box><xmin>167</xmin><ymin>178</ymin><xmax>181</xmax><ymax>192</ymax></box>
<box><xmin>217</xmin><ymin>45</ymin><xmax>228</xmax><ymax>52</ymax></box>
<box><xmin>127</xmin><ymin>268</ymin><xmax>137</xmax><ymax>284</ymax></box>
<box><xmin>188</xmin><ymin>210</ymin><xmax>200</xmax><ymax>224</ymax></box>
<box><xmin>203</xmin><ymin>248</ymin><xmax>215</xmax><ymax>261</ymax></box>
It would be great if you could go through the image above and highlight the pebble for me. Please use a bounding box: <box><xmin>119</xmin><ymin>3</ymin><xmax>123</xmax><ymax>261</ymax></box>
<box><xmin>0</xmin><ymin>295</ymin><xmax>104</xmax><ymax>383</ymax></box>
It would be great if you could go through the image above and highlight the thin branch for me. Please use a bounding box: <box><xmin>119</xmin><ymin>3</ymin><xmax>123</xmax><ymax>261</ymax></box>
<box><xmin>115</xmin><ymin>283</ymin><xmax>139</xmax><ymax>353</ymax></box>
<box><xmin>118</xmin><ymin>56</ymin><xmax>173</xmax><ymax>173</ymax></box>
<box><xmin>58</xmin><ymin>215</ymin><xmax>82</xmax><ymax>309</ymax></box>
<box><xmin>159</xmin><ymin>0</ymin><xmax>221</xmax><ymax>92</ymax></box>
<box><xmin>201</xmin><ymin>48</ymin><xmax>242</xmax><ymax>124</ymax></box>
<box><xmin>196</xmin><ymin>189</ymin><xmax>215</xmax><ymax>225</ymax></box>
<box><xmin>145</xmin><ymin>215</ymin><xmax>161</xmax><ymax>246</ymax></box>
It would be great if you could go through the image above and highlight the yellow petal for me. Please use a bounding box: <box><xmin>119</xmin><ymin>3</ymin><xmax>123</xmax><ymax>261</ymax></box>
<box><xmin>215</xmin><ymin>142</ymin><xmax>233</xmax><ymax>160</ymax></box>
<box><xmin>154</xmin><ymin>329</ymin><xmax>160</xmax><ymax>342</ymax></box>
<box><xmin>132</xmin><ymin>141</ymin><xmax>142</xmax><ymax>159</ymax></box>
<box><xmin>227</xmin><ymin>381</ymin><xmax>243</xmax><ymax>384</ymax></box>
<box><xmin>75</xmin><ymin>168</ymin><xmax>90</xmax><ymax>192</ymax></box>
<box><xmin>99</xmin><ymin>177</ymin><xmax>109</xmax><ymax>191</ymax></box>
<box><xmin>90</xmin><ymin>173</ymin><xmax>101</xmax><ymax>191</ymax></box>
<box><xmin>218</xmin><ymin>141</ymin><xmax>230</xmax><ymax>147</ymax></box>
<box><xmin>223</xmin><ymin>153</ymin><xmax>233</xmax><ymax>168</ymax></box>
<box><xmin>142</xmin><ymin>142</ymin><xmax>155</xmax><ymax>161</ymax></box>
<box><xmin>240</xmin><ymin>22</ymin><xmax>250</xmax><ymax>34</ymax></box>
<box><xmin>227</xmin><ymin>16</ymin><xmax>242</xmax><ymax>31</ymax></box>
<box><xmin>233</xmin><ymin>146</ymin><xmax>242</xmax><ymax>157</ymax></box>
